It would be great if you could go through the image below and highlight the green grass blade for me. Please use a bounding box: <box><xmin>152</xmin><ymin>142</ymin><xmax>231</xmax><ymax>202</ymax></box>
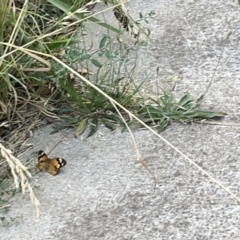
<box><xmin>87</xmin><ymin>115</ymin><xmax>98</xmax><ymax>138</ymax></box>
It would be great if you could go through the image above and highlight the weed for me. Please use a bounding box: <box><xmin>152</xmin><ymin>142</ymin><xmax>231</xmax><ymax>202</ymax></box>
<box><xmin>138</xmin><ymin>92</ymin><xmax>226</xmax><ymax>132</ymax></box>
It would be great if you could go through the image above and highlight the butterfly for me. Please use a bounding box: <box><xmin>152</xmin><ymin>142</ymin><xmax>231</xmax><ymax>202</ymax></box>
<box><xmin>37</xmin><ymin>150</ymin><xmax>67</xmax><ymax>175</ymax></box>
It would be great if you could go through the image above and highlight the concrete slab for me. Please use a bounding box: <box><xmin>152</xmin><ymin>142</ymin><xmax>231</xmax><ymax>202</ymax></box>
<box><xmin>2</xmin><ymin>0</ymin><xmax>240</xmax><ymax>239</ymax></box>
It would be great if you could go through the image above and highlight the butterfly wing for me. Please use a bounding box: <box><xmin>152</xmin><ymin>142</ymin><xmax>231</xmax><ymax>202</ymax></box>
<box><xmin>48</xmin><ymin>158</ymin><xmax>67</xmax><ymax>175</ymax></box>
<box><xmin>38</xmin><ymin>150</ymin><xmax>49</xmax><ymax>171</ymax></box>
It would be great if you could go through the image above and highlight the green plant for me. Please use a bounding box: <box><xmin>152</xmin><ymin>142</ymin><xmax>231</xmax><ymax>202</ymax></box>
<box><xmin>138</xmin><ymin>92</ymin><xmax>226</xmax><ymax>132</ymax></box>
<box><xmin>49</xmin><ymin>32</ymin><xmax>145</xmax><ymax>136</ymax></box>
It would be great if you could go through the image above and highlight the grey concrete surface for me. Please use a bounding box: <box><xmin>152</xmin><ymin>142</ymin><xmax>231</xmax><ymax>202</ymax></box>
<box><xmin>2</xmin><ymin>0</ymin><xmax>240</xmax><ymax>239</ymax></box>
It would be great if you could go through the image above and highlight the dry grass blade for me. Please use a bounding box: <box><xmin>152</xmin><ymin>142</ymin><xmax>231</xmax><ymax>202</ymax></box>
<box><xmin>19</xmin><ymin>50</ymin><xmax>51</xmax><ymax>72</ymax></box>
<box><xmin>111</xmin><ymin>99</ymin><xmax>157</xmax><ymax>191</ymax></box>
<box><xmin>0</xmin><ymin>204</ymin><xmax>11</xmax><ymax>210</ymax></box>
<box><xmin>0</xmin><ymin>144</ymin><xmax>40</xmax><ymax>217</ymax></box>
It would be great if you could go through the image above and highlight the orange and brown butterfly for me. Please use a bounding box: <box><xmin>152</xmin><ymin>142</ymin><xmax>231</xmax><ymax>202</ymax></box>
<box><xmin>37</xmin><ymin>150</ymin><xmax>67</xmax><ymax>175</ymax></box>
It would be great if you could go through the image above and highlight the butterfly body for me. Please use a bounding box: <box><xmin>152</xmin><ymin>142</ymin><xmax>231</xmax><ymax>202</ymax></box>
<box><xmin>38</xmin><ymin>150</ymin><xmax>67</xmax><ymax>175</ymax></box>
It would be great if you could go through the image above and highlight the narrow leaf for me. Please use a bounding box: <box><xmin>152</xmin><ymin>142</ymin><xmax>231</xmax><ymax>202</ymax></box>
<box><xmin>91</xmin><ymin>59</ymin><xmax>102</xmax><ymax>68</ymax></box>
<box><xmin>87</xmin><ymin>116</ymin><xmax>98</xmax><ymax>138</ymax></box>
<box><xmin>157</xmin><ymin>118</ymin><xmax>169</xmax><ymax>132</ymax></box>
<box><xmin>79</xmin><ymin>54</ymin><xmax>91</xmax><ymax>61</ymax></box>
<box><xmin>50</xmin><ymin>117</ymin><xmax>78</xmax><ymax>134</ymax></box>
<box><xmin>47</xmin><ymin>0</ymin><xmax>70</xmax><ymax>12</ymax></box>
<box><xmin>75</xmin><ymin>118</ymin><xmax>88</xmax><ymax>138</ymax></box>
<box><xmin>192</xmin><ymin>111</ymin><xmax>227</xmax><ymax>119</ymax></box>
<box><xmin>88</xmin><ymin>17</ymin><xmax>122</xmax><ymax>34</ymax></box>
<box><xmin>102</xmin><ymin>118</ymin><xmax>117</xmax><ymax>130</ymax></box>
<box><xmin>178</xmin><ymin>93</ymin><xmax>192</xmax><ymax>107</ymax></box>
<box><xmin>99</xmin><ymin>35</ymin><xmax>109</xmax><ymax>49</ymax></box>
<box><xmin>195</xmin><ymin>94</ymin><xmax>204</xmax><ymax>106</ymax></box>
